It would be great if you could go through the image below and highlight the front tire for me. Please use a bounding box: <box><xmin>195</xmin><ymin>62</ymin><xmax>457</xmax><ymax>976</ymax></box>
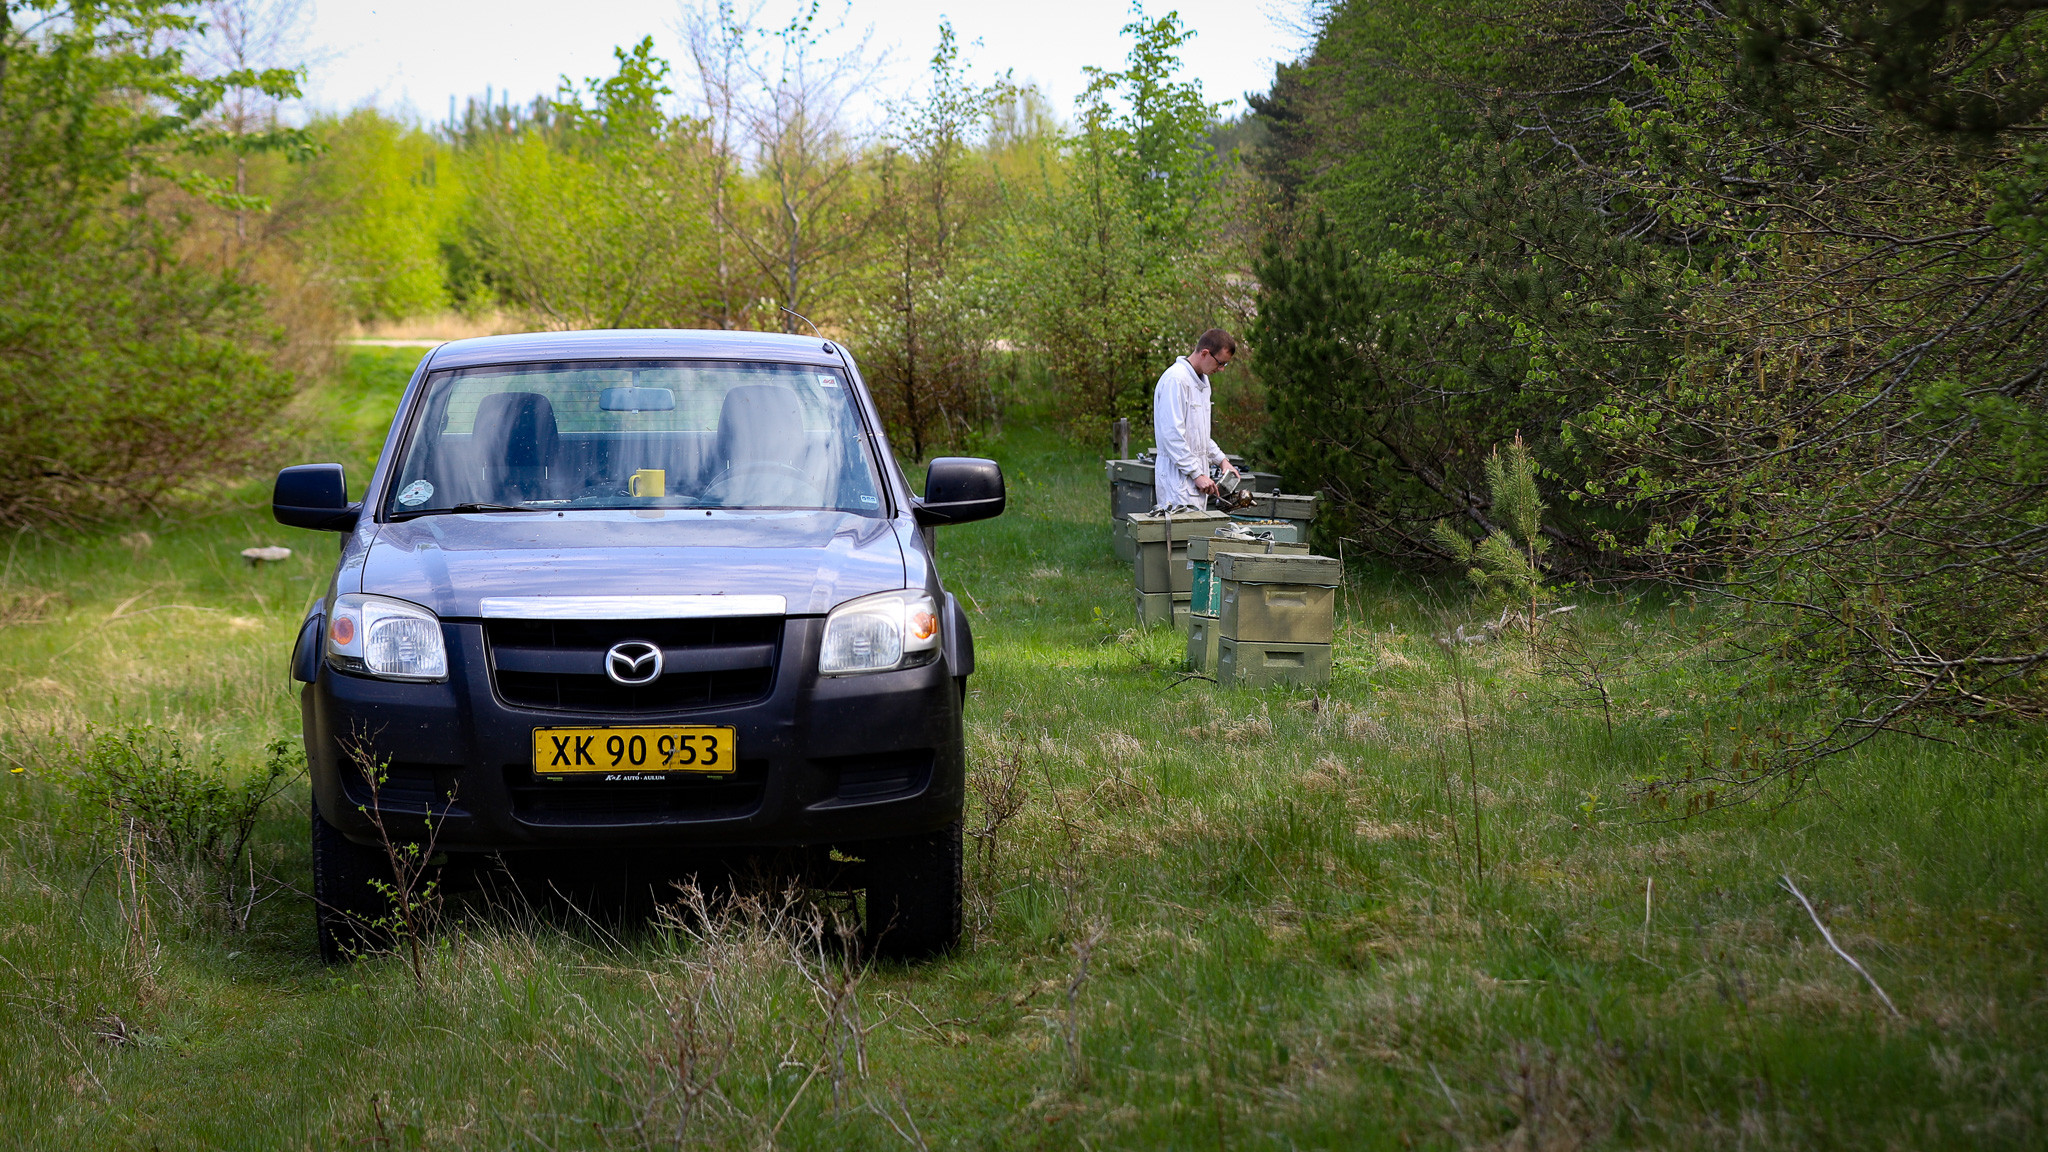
<box><xmin>862</xmin><ymin>822</ymin><xmax>963</xmax><ymax>962</ymax></box>
<box><xmin>311</xmin><ymin>798</ymin><xmax>393</xmax><ymax>963</ymax></box>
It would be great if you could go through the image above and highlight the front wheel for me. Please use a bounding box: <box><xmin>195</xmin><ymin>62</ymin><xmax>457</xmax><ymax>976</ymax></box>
<box><xmin>861</xmin><ymin>822</ymin><xmax>962</xmax><ymax>962</ymax></box>
<box><xmin>311</xmin><ymin>798</ymin><xmax>393</xmax><ymax>963</ymax></box>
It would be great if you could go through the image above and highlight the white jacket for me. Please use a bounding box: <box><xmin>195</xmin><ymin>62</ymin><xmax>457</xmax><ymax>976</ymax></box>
<box><xmin>1151</xmin><ymin>356</ymin><xmax>1225</xmax><ymax>509</ymax></box>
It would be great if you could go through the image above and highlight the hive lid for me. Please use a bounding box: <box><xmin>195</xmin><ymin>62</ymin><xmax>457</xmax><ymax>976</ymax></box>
<box><xmin>1238</xmin><ymin>492</ymin><xmax>1319</xmax><ymax>520</ymax></box>
<box><xmin>1127</xmin><ymin>509</ymin><xmax>1233</xmax><ymax>543</ymax></box>
<box><xmin>1215</xmin><ymin>551</ymin><xmax>1342</xmax><ymax>586</ymax></box>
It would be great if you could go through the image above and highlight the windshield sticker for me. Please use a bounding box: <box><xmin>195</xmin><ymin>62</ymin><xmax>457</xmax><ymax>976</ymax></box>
<box><xmin>397</xmin><ymin>480</ymin><xmax>434</xmax><ymax>507</ymax></box>
<box><xmin>818</xmin><ymin>374</ymin><xmax>839</xmax><ymax>388</ymax></box>
<box><xmin>859</xmin><ymin>494</ymin><xmax>878</xmax><ymax>506</ymax></box>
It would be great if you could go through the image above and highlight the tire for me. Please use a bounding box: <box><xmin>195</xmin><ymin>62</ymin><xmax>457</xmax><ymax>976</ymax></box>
<box><xmin>862</xmin><ymin>822</ymin><xmax>963</xmax><ymax>962</ymax></box>
<box><xmin>311</xmin><ymin>797</ymin><xmax>394</xmax><ymax>963</ymax></box>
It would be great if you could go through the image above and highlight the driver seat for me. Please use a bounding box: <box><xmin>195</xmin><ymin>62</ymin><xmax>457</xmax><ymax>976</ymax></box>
<box><xmin>472</xmin><ymin>391</ymin><xmax>559</xmax><ymax>501</ymax></box>
<box><xmin>712</xmin><ymin>385</ymin><xmax>810</xmax><ymax>504</ymax></box>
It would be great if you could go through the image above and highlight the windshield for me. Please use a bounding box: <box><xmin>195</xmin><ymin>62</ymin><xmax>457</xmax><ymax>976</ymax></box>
<box><xmin>384</xmin><ymin>359</ymin><xmax>885</xmax><ymax>517</ymax></box>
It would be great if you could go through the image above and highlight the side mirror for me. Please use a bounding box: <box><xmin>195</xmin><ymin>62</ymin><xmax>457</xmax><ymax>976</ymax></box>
<box><xmin>274</xmin><ymin>464</ymin><xmax>362</xmax><ymax>532</ymax></box>
<box><xmin>914</xmin><ymin>457</ymin><xmax>1005</xmax><ymax>527</ymax></box>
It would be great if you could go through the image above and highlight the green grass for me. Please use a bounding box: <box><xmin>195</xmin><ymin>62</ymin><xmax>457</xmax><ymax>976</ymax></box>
<box><xmin>1</xmin><ymin>349</ymin><xmax>2044</xmax><ymax>1148</ymax></box>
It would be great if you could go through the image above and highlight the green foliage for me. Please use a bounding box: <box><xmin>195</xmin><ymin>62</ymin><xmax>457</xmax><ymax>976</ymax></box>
<box><xmin>289</xmin><ymin>111</ymin><xmax>456</xmax><ymax>321</ymax></box>
<box><xmin>67</xmin><ymin>727</ymin><xmax>298</xmax><ymax>871</ymax></box>
<box><xmin>1009</xmin><ymin>9</ymin><xmax>1233</xmax><ymax>423</ymax></box>
<box><xmin>1248</xmin><ymin>0</ymin><xmax>1678</xmax><ymax>564</ymax></box>
<box><xmin>859</xmin><ymin>23</ymin><xmax>1010</xmax><ymax>459</ymax></box>
<box><xmin>458</xmin><ymin>39</ymin><xmax>718</xmax><ymax>328</ymax></box>
<box><xmin>0</xmin><ymin>0</ymin><xmax>303</xmax><ymax>523</ymax></box>
<box><xmin>1256</xmin><ymin>0</ymin><xmax>2048</xmax><ymax>752</ymax></box>
<box><xmin>1432</xmin><ymin>436</ymin><xmax>1551</xmax><ymax>609</ymax></box>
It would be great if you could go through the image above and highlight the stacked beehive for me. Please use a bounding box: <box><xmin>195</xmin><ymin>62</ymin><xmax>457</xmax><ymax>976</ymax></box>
<box><xmin>1185</xmin><ymin>534</ymin><xmax>1310</xmax><ymax>673</ymax></box>
<box><xmin>1106</xmin><ymin>460</ymin><xmax>1284</xmax><ymax>561</ymax></box>
<box><xmin>1213</xmin><ymin>551</ymin><xmax>1342</xmax><ymax>688</ymax></box>
<box><xmin>1106</xmin><ymin>458</ymin><xmax>1155</xmax><ymax>562</ymax></box>
<box><xmin>1127</xmin><ymin>509</ymin><xmax>1231</xmax><ymax>627</ymax></box>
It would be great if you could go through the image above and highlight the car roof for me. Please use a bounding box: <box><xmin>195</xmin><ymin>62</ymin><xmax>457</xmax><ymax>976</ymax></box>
<box><xmin>424</xmin><ymin>329</ymin><xmax>847</xmax><ymax>371</ymax></box>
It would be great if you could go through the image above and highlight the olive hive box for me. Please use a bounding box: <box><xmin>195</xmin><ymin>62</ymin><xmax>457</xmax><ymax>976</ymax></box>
<box><xmin>1228</xmin><ymin>491</ymin><xmax>1319</xmax><ymax>545</ymax></box>
<box><xmin>1214</xmin><ymin>550</ymin><xmax>1342</xmax><ymax>688</ymax></box>
<box><xmin>1106</xmin><ymin>459</ymin><xmax>1155</xmax><ymax>562</ymax></box>
<box><xmin>1186</xmin><ymin>534</ymin><xmax>1310</xmax><ymax>672</ymax></box>
<box><xmin>1128</xmin><ymin>509</ymin><xmax>1231</xmax><ymax>628</ymax></box>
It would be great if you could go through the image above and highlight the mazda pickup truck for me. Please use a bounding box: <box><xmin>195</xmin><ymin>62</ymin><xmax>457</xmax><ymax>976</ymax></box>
<box><xmin>274</xmin><ymin>329</ymin><xmax>1003</xmax><ymax>961</ymax></box>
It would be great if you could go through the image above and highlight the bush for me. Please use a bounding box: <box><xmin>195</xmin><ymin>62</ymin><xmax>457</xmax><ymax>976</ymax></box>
<box><xmin>68</xmin><ymin>727</ymin><xmax>298</xmax><ymax>874</ymax></box>
<box><xmin>0</xmin><ymin>0</ymin><xmax>303</xmax><ymax>524</ymax></box>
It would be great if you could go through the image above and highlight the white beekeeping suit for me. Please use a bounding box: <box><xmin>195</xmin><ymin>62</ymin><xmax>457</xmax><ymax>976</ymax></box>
<box><xmin>1152</xmin><ymin>355</ymin><xmax>1225</xmax><ymax>509</ymax></box>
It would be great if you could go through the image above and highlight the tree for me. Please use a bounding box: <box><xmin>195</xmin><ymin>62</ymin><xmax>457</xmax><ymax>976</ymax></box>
<box><xmin>0</xmin><ymin>0</ymin><xmax>299</xmax><ymax>523</ymax></box>
<box><xmin>460</xmin><ymin>39</ymin><xmax>717</xmax><ymax>329</ymax></box>
<box><xmin>681</xmin><ymin>0</ymin><xmax>874</xmax><ymax>332</ymax></box>
<box><xmin>859</xmin><ymin>23</ymin><xmax>1009</xmax><ymax>460</ymax></box>
<box><xmin>1010</xmin><ymin>7</ymin><xmax>1231</xmax><ymax>424</ymax></box>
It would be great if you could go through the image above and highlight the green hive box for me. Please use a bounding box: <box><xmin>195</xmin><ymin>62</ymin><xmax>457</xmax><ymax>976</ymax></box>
<box><xmin>1219</xmin><ymin>581</ymin><xmax>1338</xmax><ymax>644</ymax></box>
<box><xmin>1213</xmin><ymin>551</ymin><xmax>1342</xmax><ymax>587</ymax></box>
<box><xmin>1217</xmin><ymin>638</ymin><xmax>1334</xmax><ymax>689</ymax></box>
<box><xmin>1190</xmin><ymin>536</ymin><xmax>1311</xmax><ymax>615</ymax></box>
<box><xmin>1129</xmin><ymin>510</ymin><xmax>1232</xmax><ymax>594</ymax></box>
<box><xmin>1238</xmin><ymin>492</ymin><xmax>1319</xmax><ymax>521</ymax></box>
<box><xmin>1226</xmin><ymin>516</ymin><xmax>1306</xmax><ymax>544</ymax></box>
<box><xmin>1107</xmin><ymin>459</ymin><xmax>1155</xmax><ymax>563</ymax></box>
<box><xmin>1111</xmin><ymin>517</ymin><xmax>1137</xmax><ymax>563</ymax></box>
<box><xmin>1186</xmin><ymin>613</ymin><xmax>1221</xmax><ymax>672</ymax></box>
<box><xmin>1135</xmin><ymin>590</ymin><xmax>1190</xmax><ymax>629</ymax></box>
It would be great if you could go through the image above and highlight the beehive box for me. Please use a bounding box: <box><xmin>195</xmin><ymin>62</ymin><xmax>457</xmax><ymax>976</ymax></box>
<box><xmin>1235</xmin><ymin>492</ymin><xmax>1318</xmax><ymax>521</ymax></box>
<box><xmin>1134</xmin><ymin>590</ymin><xmax>1190</xmax><ymax>629</ymax></box>
<box><xmin>1219</xmin><ymin>581</ymin><xmax>1337</xmax><ymax>644</ymax></box>
<box><xmin>1213</xmin><ymin>551</ymin><xmax>1342</xmax><ymax>587</ymax></box>
<box><xmin>1107</xmin><ymin>459</ymin><xmax>1155</xmax><ymax>520</ymax></box>
<box><xmin>1226</xmin><ymin>516</ymin><xmax>1305</xmax><ymax>544</ymax></box>
<box><xmin>1245</xmin><ymin>471</ymin><xmax>1283</xmax><ymax>494</ymax></box>
<box><xmin>1187</xmin><ymin>613</ymin><xmax>1221</xmax><ymax>672</ymax></box>
<box><xmin>1190</xmin><ymin>536</ymin><xmax>1311</xmax><ymax>615</ymax></box>
<box><xmin>1217</xmin><ymin>639</ymin><xmax>1334</xmax><ymax>689</ymax></box>
<box><xmin>1129</xmin><ymin>510</ymin><xmax>1232</xmax><ymax>594</ymax></box>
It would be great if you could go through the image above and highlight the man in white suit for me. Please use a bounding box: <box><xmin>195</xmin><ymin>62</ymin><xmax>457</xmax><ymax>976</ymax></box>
<box><xmin>1151</xmin><ymin>328</ymin><xmax>1239</xmax><ymax>510</ymax></box>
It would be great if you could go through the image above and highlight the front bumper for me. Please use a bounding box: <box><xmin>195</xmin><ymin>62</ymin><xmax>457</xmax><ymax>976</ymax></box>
<box><xmin>303</xmin><ymin>618</ymin><xmax>965</xmax><ymax>853</ymax></box>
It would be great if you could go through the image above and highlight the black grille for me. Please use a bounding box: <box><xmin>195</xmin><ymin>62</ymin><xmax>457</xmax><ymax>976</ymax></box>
<box><xmin>817</xmin><ymin>750</ymin><xmax>934</xmax><ymax>804</ymax></box>
<box><xmin>505</xmin><ymin>761</ymin><xmax>769</xmax><ymax>824</ymax></box>
<box><xmin>341</xmin><ymin>761</ymin><xmax>467</xmax><ymax>815</ymax></box>
<box><xmin>487</xmin><ymin>616</ymin><xmax>781</xmax><ymax>713</ymax></box>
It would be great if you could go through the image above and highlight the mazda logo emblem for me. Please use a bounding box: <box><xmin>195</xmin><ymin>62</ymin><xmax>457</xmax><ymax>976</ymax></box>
<box><xmin>604</xmin><ymin>641</ymin><xmax>663</xmax><ymax>686</ymax></box>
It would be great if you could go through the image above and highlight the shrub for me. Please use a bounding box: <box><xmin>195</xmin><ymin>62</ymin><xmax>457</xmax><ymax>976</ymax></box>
<box><xmin>68</xmin><ymin>727</ymin><xmax>298</xmax><ymax>874</ymax></box>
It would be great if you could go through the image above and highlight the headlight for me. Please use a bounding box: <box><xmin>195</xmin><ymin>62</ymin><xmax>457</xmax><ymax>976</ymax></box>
<box><xmin>327</xmin><ymin>593</ymin><xmax>447</xmax><ymax>681</ymax></box>
<box><xmin>818</xmin><ymin>590</ymin><xmax>939</xmax><ymax>676</ymax></box>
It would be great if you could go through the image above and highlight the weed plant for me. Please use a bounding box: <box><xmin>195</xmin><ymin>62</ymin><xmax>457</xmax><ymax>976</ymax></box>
<box><xmin>0</xmin><ymin>351</ymin><xmax>2042</xmax><ymax>1147</ymax></box>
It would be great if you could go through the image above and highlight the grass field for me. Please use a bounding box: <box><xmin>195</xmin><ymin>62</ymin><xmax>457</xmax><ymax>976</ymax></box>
<box><xmin>1</xmin><ymin>350</ymin><xmax>2044</xmax><ymax>1149</ymax></box>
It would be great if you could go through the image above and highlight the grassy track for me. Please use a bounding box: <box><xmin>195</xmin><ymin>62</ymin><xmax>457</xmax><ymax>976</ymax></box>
<box><xmin>1</xmin><ymin>351</ymin><xmax>2044</xmax><ymax>1148</ymax></box>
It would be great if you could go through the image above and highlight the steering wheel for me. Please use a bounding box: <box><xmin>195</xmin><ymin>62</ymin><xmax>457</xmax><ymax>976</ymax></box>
<box><xmin>703</xmin><ymin>461</ymin><xmax>824</xmax><ymax>507</ymax></box>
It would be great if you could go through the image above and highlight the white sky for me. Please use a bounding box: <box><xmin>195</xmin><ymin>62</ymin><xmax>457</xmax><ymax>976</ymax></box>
<box><xmin>292</xmin><ymin>0</ymin><xmax>1314</xmax><ymax>127</ymax></box>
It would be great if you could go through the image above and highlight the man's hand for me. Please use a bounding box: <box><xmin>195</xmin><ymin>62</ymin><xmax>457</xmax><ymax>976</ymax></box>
<box><xmin>1194</xmin><ymin>474</ymin><xmax>1221</xmax><ymax>496</ymax></box>
<box><xmin>1221</xmin><ymin>460</ymin><xmax>1241</xmax><ymax>480</ymax></box>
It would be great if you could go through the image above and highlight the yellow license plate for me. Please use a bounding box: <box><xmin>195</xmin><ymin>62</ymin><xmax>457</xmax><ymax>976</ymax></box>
<box><xmin>531</xmin><ymin>726</ymin><xmax>736</xmax><ymax>779</ymax></box>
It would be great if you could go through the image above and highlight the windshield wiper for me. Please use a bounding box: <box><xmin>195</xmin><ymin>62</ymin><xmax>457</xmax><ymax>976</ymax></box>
<box><xmin>388</xmin><ymin>501</ymin><xmax>540</xmax><ymax>521</ymax></box>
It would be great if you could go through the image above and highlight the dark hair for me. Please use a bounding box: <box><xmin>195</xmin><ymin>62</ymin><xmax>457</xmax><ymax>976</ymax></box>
<box><xmin>1195</xmin><ymin>328</ymin><xmax>1237</xmax><ymax>357</ymax></box>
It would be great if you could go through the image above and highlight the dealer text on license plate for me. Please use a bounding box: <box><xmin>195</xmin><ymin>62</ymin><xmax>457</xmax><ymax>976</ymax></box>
<box><xmin>531</xmin><ymin>726</ymin><xmax>736</xmax><ymax>780</ymax></box>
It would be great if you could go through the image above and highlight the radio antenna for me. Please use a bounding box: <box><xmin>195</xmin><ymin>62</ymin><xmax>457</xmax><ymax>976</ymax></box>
<box><xmin>777</xmin><ymin>305</ymin><xmax>821</xmax><ymax>337</ymax></box>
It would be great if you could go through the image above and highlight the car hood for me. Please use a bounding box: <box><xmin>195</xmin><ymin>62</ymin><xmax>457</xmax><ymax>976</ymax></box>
<box><xmin>357</xmin><ymin>510</ymin><xmax>908</xmax><ymax>618</ymax></box>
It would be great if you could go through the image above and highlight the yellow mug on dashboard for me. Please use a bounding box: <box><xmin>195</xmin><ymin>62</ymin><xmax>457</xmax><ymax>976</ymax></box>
<box><xmin>629</xmin><ymin>469</ymin><xmax>665</xmax><ymax>498</ymax></box>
